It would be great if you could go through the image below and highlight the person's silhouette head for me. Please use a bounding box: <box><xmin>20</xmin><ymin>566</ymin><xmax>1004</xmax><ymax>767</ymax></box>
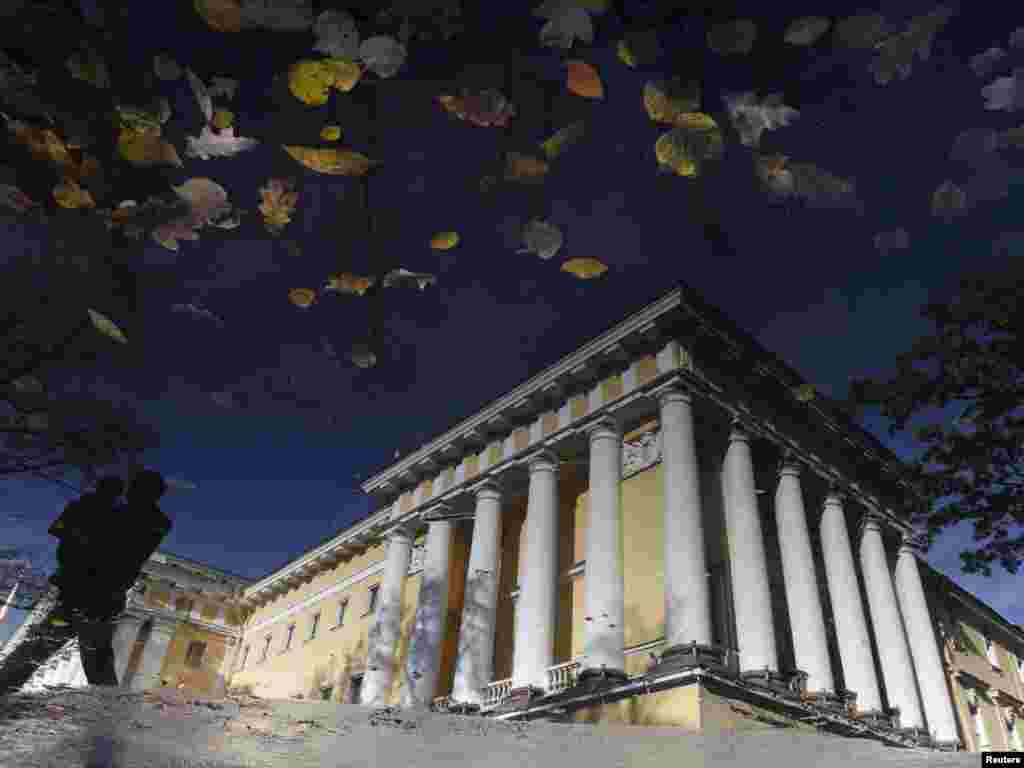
<box><xmin>127</xmin><ymin>470</ymin><xmax>167</xmax><ymax>504</ymax></box>
<box><xmin>94</xmin><ymin>477</ymin><xmax>125</xmax><ymax>499</ymax></box>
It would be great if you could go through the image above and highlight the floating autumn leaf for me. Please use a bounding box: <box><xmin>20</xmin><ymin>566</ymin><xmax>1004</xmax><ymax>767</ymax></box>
<box><xmin>0</xmin><ymin>184</ymin><xmax>36</xmax><ymax>212</ymax></box>
<box><xmin>505</xmin><ymin>151</ymin><xmax>549</xmax><ymax>183</ymax></box>
<box><xmin>755</xmin><ymin>153</ymin><xmax>795</xmax><ymax>195</ymax></box>
<box><xmin>783</xmin><ymin>17</ymin><xmax>831</xmax><ymax>46</ymax></box>
<box><xmin>358</xmin><ymin>36</ymin><xmax>406</xmax><ymax>78</ymax></box>
<box><xmin>187</xmin><ymin>125</ymin><xmax>259</xmax><ymax>159</ymax></box>
<box><xmin>643</xmin><ymin>79</ymin><xmax>701</xmax><ymax>125</ymax></box>
<box><xmin>931</xmin><ymin>180</ymin><xmax>966</xmax><ymax>221</ymax></box>
<box><xmin>438</xmin><ymin>90</ymin><xmax>516</xmax><ymax>127</ymax></box>
<box><xmin>314</xmin><ymin>10</ymin><xmax>360</xmax><ymax>58</ymax></box>
<box><xmin>283</xmin><ymin>145</ymin><xmax>373</xmax><ymax>176</ymax></box>
<box><xmin>792</xmin><ymin>384</ymin><xmax>816</xmax><ymax>402</ymax></box>
<box><xmin>517</xmin><ymin>219</ymin><xmax>563</xmax><ymax>260</ymax></box>
<box><xmin>195</xmin><ymin>0</ymin><xmax>242</xmax><ymax>32</ymax></box>
<box><xmin>288</xmin><ymin>58</ymin><xmax>362</xmax><ymax>105</ymax></box>
<box><xmin>116</xmin><ymin>102</ymin><xmax>170</xmax><ymax>134</ymax></box>
<box><xmin>430</xmin><ymin>231</ymin><xmax>459</xmax><ymax>250</ymax></box>
<box><xmin>53</xmin><ymin>178</ymin><xmax>95</xmax><ymax>209</ymax></box>
<box><xmin>350</xmin><ymin>342</ymin><xmax>376</xmax><ymax>368</ymax></box>
<box><xmin>383</xmin><ymin>268</ymin><xmax>437</xmax><ymax>291</ymax></box>
<box><xmin>186</xmin><ymin>67</ymin><xmax>214</xmax><ymax>124</ymax></box>
<box><xmin>654</xmin><ymin>116</ymin><xmax>723</xmax><ymax>178</ymax></box>
<box><xmin>325</xmin><ymin>273</ymin><xmax>375</xmax><ymax>296</ymax></box>
<box><xmin>211</xmin><ymin>109</ymin><xmax>234</xmax><ymax>130</ymax></box>
<box><xmin>258</xmin><ymin>178</ymin><xmax>299</xmax><ymax>234</ymax></box>
<box><xmin>538</xmin><ymin>3</ymin><xmax>593</xmax><ymax>49</ymax></box>
<box><xmin>289</xmin><ymin>288</ymin><xmax>317</xmax><ymax>308</ymax></box>
<box><xmin>833</xmin><ymin>13</ymin><xmax>889</xmax><ymax>49</ymax></box>
<box><xmin>153</xmin><ymin>53</ymin><xmax>183</xmax><ymax>81</ymax></box>
<box><xmin>722</xmin><ymin>91</ymin><xmax>799</xmax><ymax>148</ymax></box>
<box><xmin>540</xmin><ymin>121</ymin><xmax>587</xmax><ymax>160</ymax></box>
<box><xmin>152</xmin><ymin>178</ymin><xmax>231</xmax><ymax>251</ymax></box>
<box><xmin>320</xmin><ymin>125</ymin><xmax>342</xmax><ymax>141</ymax></box>
<box><xmin>561</xmin><ymin>257</ymin><xmax>607</xmax><ymax>279</ymax></box>
<box><xmin>66</xmin><ymin>46</ymin><xmax>109</xmax><ymax>89</ymax></box>
<box><xmin>616</xmin><ymin>39</ymin><xmax>637</xmax><ymax>68</ymax></box>
<box><xmin>567</xmin><ymin>60</ymin><xmax>603</xmax><ymax>99</ymax></box>
<box><xmin>707</xmin><ymin>19</ymin><xmax>757</xmax><ymax>55</ymax></box>
<box><xmin>869</xmin><ymin>5</ymin><xmax>955</xmax><ymax>86</ymax></box>
<box><xmin>87</xmin><ymin>309</ymin><xmax>127</xmax><ymax>344</ymax></box>
<box><xmin>982</xmin><ymin>68</ymin><xmax>1024</xmax><ymax>111</ymax></box>
<box><xmin>118</xmin><ymin>128</ymin><xmax>183</xmax><ymax>168</ymax></box>
<box><xmin>3</xmin><ymin>119</ymin><xmax>97</xmax><ymax>180</ymax></box>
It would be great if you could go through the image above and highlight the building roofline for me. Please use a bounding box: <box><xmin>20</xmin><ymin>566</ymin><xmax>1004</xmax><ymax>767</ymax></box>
<box><xmin>153</xmin><ymin>549</ymin><xmax>255</xmax><ymax>584</ymax></box>
<box><xmin>920</xmin><ymin>560</ymin><xmax>1024</xmax><ymax>645</ymax></box>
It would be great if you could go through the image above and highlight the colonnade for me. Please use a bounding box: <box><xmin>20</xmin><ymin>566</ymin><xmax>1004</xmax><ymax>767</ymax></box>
<box><xmin>360</xmin><ymin>383</ymin><xmax>960</xmax><ymax>743</ymax></box>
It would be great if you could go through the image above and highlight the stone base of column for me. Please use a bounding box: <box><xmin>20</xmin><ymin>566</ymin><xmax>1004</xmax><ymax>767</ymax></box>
<box><xmin>894</xmin><ymin>725</ymin><xmax>931</xmax><ymax>746</ymax></box>
<box><xmin>491</xmin><ymin>685</ymin><xmax>544</xmax><ymax>715</ymax></box>
<box><xmin>446</xmin><ymin>701</ymin><xmax>482</xmax><ymax>715</ymax></box>
<box><xmin>851</xmin><ymin>709</ymin><xmax>890</xmax><ymax>728</ymax></box>
<box><xmin>739</xmin><ymin>668</ymin><xmax>801</xmax><ymax>699</ymax></box>
<box><xmin>646</xmin><ymin>642</ymin><xmax>730</xmax><ymax>678</ymax></box>
<box><xmin>802</xmin><ymin>690</ymin><xmax>845</xmax><ymax>712</ymax></box>
<box><xmin>572</xmin><ymin>666</ymin><xmax>629</xmax><ymax>695</ymax></box>
<box><xmin>930</xmin><ymin>739</ymin><xmax>962</xmax><ymax>752</ymax></box>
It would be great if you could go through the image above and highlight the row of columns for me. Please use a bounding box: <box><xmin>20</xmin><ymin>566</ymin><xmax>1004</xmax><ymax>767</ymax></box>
<box><xmin>360</xmin><ymin>383</ymin><xmax>959</xmax><ymax>743</ymax></box>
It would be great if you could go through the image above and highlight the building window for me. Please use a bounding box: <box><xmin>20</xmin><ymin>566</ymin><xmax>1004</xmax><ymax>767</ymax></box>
<box><xmin>284</xmin><ymin>623</ymin><xmax>296</xmax><ymax>651</ymax></box>
<box><xmin>985</xmin><ymin>636</ymin><xmax>1000</xmax><ymax>668</ymax></box>
<box><xmin>239</xmin><ymin>645</ymin><xmax>250</xmax><ymax>670</ymax></box>
<box><xmin>260</xmin><ymin>635</ymin><xmax>271</xmax><ymax>662</ymax></box>
<box><xmin>337</xmin><ymin>600</ymin><xmax>348</xmax><ymax>627</ymax></box>
<box><xmin>349</xmin><ymin>673</ymin><xmax>364</xmax><ymax>704</ymax></box>
<box><xmin>309</xmin><ymin>612</ymin><xmax>320</xmax><ymax>641</ymax></box>
<box><xmin>967</xmin><ymin>693</ymin><xmax>991</xmax><ymax>752</ymax></box>
<box><xmin>367</xmin><ymin>585</ymin><xmax>379</xmax><ymax>616</ymax></box>
<box><xmin>185</xmin><ymin>641</ymin><xmax>207</xmax><ymax>669</ymax></box>
<box><xmin>1007</xmin><ymin>711</ymin><xmax>1023</xmax><ymax>751</ymax></box>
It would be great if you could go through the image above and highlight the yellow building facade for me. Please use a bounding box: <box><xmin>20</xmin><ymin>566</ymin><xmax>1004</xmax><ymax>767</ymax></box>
<box><xmin>12</xmin><ymin>284</ymin><xmax>1023</xmax><ymax>753</ymax></box>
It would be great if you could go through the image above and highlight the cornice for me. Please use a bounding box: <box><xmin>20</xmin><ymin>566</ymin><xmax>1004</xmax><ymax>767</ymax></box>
<box><xmin>360</xmin><ymin>288</ymin><xmax>683</xmax><ymax>495</ymax></box>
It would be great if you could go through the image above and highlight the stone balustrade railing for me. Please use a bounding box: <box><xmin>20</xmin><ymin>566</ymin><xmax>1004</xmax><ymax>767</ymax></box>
<box><xmin>547</xmin><ymin>659</ymin><xmax>581</xmax><ymax>695</ymax></box>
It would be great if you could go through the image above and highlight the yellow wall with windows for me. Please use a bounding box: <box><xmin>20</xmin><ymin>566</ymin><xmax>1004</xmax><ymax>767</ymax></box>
<box><xmin>159</xmin><ymin>624</ymin><xmax>232</xmax><ymax>695</ymax></box>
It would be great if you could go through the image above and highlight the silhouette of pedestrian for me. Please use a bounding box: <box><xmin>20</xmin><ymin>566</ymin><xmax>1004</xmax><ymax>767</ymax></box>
<box><xmin>46</xmin><ymin>470</ymin><xmax>172</xmax><ymax>687</ymax></box>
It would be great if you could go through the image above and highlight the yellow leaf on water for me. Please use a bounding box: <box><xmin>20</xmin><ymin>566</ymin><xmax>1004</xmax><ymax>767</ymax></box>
<box><xmin>195</xmin><ymin>0</ymin><xmax>241</xmax><ymax>32</ymax></box>
<box><xmin>87</xmin><ymin>309</ymin><xmax>128</xmax><ymax>344</ymax></box>
<box><xmin>325</xmin><ymin>273</ymin><xmax>375</xmax><ymax>296</ymax></box>
<box><xmin>561</xmin><ymin>257</ymin><xmax>608</xmax><ymax>279</ymax></box>
<box><xmin>118</xmin><ymin>128</ymin><xmax>183</xmax><ymax>167</ymax></box>
<box><xmin>792</xmin><ymin>384</ymin><xmax>816</xmax><ymax>402</ymax></box>
<box><xmin>53</xmin><ymin>178</ymin><xmax>95</xmax><ymax>209</ymax></box>
<box><xmin>212</xmin><ymin>109</ymin><xmax>234</xmax><ymax>130</ymax></box>
<box><xmin>282</xmin><ymin>145</ymin><xmax>373</xmax><ymax>176</ymax></box>
<box><xmin>540</xmin><ymin>121</ymin><xmax>587</xmax><ymax>160</ymax></box>
<box><xmin>567</xmin><ymin>60</ymin><xmax>604</xmax><ymax>99</ymax></box>
<box><xmin>505</xmin><ymin>151</ymin><xmax>549</xmax><ymax>183</ymax></box>
<box><xmin>288</xmin><ymin>288</ymin><xmax>317</xmax><ymax>308</ymax></box>
<box><xmin>616</xmin><ymin>39</ymin><xmax>637</xmax><ymax>68</ymax></box>
<box><xmin>643</xmin><ymin>79</ymin><xmax>701</xmax><ymax>125</ymax></box>
<box><xmin>288</xmin><ymin>59</ymin><xmax>361</xmax><ymax>105</ymax></box>
<box><xmin>430</xmin><ymin>231</ymin><xmax>459</xmax><ymax>250</ymax></box>
<box><xmin>323</xmin><ymin>58</ymin><xmax>362</xmax><ymax>92</ymax></box>
<box><xmin>320</xmin><ymin>125</ymin><xmax>342</xmax><ymax>141</ymax></box>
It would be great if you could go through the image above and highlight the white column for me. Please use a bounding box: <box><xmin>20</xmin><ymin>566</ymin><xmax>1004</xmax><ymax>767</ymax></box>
<box><xmin>723</xmin><ymin>425</ymin><xmax>777</xmax><ymax>673</ymax></box>
<box><xmin>452</xmin><ymin>480</ymin><xmax>503</xmax><ymax>706</ymax></box>
<box><xmin>361</xmin><ymin>526</ymin><xmax>414</xmax><ymax>705</ymax></box>
<box><xmin>658</xmin><ymin>386</ymin><xmax>713</xmax><ymax>648</ymax></box>
<box><xmin>820</xmin><ymin>494</ymin><xmax>883</xmax><ymax>713</ymax></box>
<box><xmin>859</xmin><ymin>514</ymin><xmax>924</xmax><ymax>729</ymax></box>
<box><xmin>129</xmin><ymin>617</ymin><xmax>179</xmax><ymax>691</ymax></box>
<box><xmin>775</xmin><ymin>463</ymin><xmax>834</xmax><ymax>694</ymax></box>
<box><xmin>401</xmin><ymin>514</ymin><xmax>453</xmax><ymax>708</ymax></box>
<box><xmin>512</xmin><ymin>450</ymin><xmax>560</xmax><ymax>691</ymax></box>
<box><xmin>894</xmin><ymin>537</ymin><xmax>959</xmax><ymax>743</ymax></box>
<box><xmin>112</xmin><ymin>615</ymin><xmax>145</xmax><ymax>687</ymax></box>
<box><xmin>581</xmin><ymin>417</ymin><xmax>626</xmax><ymax>678</ymax></box>
<box><xmin>215</xmin><ymin>637</ymin><xmax>239</xmax><ymax>697</ymax></box>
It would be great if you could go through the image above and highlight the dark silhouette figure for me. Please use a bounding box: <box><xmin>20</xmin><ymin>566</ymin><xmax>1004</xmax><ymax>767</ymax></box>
<box><xmin>46</xmin><ymin>470</ymin><xmax>172</xmax><ymax>687</ymax></box>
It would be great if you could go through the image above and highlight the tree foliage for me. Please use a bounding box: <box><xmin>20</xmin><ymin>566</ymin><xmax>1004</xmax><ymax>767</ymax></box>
<box><xmin>850</xmin><ymin>265</ymin><xmax>1024</xmax><ymax>576</ymax></box>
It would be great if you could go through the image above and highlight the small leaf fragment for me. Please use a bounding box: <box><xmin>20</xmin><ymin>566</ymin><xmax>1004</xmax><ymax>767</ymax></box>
<box><xmin>288</xmin><ymin>288</ymin><xmax>317</xmax><ymax>308</ymax></box>
<box><xmin>561</xmin><ymin>257</ymin><xmax>607</xmax><ymax>279</ymax></box>
<box><xmin>430</xmin><ymin>231</ymin><xmax>459</xmax><ymax>250</ymax></box>
<box><xmin>567</xmin><ymin>60</ymin><xmax>604</xmax><ymax>99</ymax></box>
<box><xmin>87</xmin><ymin>309</ymin><xmax>128</xmax><ymax>344</ymax></box>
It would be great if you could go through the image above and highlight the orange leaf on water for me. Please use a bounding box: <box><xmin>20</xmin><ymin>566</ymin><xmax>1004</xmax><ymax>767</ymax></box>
<box><xmin>566</xmin><ymin>60</ymin><xmax>604</xmax><ymax>100</ymax></box>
